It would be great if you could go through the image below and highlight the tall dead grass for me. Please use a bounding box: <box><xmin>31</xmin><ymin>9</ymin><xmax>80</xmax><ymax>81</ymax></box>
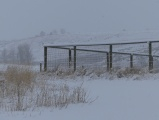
<box><xmin>116</xmin><ymin>67</ymin><xmax>148</xmax><ymax>78</ymax></box>
<box><xmin>35</xmin><ymin>82</ymin><xmax>87</xmax><ymax>108</ymax></box>
<box><xmin>4</xmin><ymin>65</ymin><xmax>36</xmax><ymax>110</ymax></box>
<box><xmin>0</xmin><ymin>65</ymin><xmax>89</xmax><ymax>111</ymax></box>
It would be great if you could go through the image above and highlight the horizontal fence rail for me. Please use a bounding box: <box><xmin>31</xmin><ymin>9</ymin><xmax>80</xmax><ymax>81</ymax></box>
<box><xmin>44</xmin><ymin>41</ymin><xmax>159</xmax><ymax>72</ymax></box>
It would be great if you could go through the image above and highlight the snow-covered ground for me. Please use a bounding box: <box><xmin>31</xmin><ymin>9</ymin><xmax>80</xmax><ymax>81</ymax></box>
<box><xmin>1</xmin><ymin>73</ymin><xmax>159</xmax><ymax>120</ymax></box>
<box><xmin>0</xmin><ymin>31</ymin><xmax>159</xmax><ymax>120</ymax></box>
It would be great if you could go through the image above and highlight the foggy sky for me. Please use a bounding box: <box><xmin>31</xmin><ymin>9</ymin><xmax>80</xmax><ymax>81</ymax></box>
<box><xmin>0</xmin><ymin>0</ymin><xmax>159</xmax><ymax>40</ymax></box>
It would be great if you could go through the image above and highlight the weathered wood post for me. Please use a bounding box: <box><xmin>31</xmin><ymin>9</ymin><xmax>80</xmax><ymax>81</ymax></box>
<box><xmin>109</xmin><ymin>45</ymin><xmax>113</xmax><ymax>69</ymax></box>
<box><xmin>148</xmin><ymin>42</ymin><xmax>153</xmax><ymax>70</ymax></box>
<box><xmin>44</xmin><ymin>47</ymin><xmax>47</xmax><ymax>71</ymax></box>
<box><xmin>130</xmin><ymin>54</ymin><xmax>133</xmax><ymax>68</ymax></box>
<box><xmin>40</xmin><ymin>63</ymin><xmax>42</xmax><ymax>72</ymax></box>
<box><xmin>69</xmin><ymin>49</ymin><xmax>72</xmax><ymax>68</ymax></box>
<box><xmin>107</xmin><ymin>52</ymin><xmax>110</xmax><ymax>71</ymax></box>
<box><xmin>74</xmin><ymin>46</ymin><xmax>76</xmax><ymax>71</ymax></box>
<box><xmin>151</xmin><ymin>56</ymin><xmax>153</xmax><ymax>70</ymax></box>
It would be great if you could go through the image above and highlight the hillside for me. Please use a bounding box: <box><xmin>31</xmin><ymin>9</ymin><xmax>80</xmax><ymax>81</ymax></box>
<box><xmin>0</xmin><ymin>30</ymin><xmax>159</xmax><ymax>63</ymax></box>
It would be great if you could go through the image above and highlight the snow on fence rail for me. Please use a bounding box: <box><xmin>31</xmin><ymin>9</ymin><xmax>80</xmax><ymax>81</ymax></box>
<box><xmin>43</xmin><ymin>41</ymin><xmax>159</xmax><ymax>72</ymax></box>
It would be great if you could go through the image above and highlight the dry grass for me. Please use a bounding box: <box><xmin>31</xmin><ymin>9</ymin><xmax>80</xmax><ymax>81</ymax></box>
<box><xmin>3</xmin><ymin>65</ymin><xmax>36</xmax><ymax>110</ymax></box>
<box><xmin>4</xmin><ymin>65</ymin><xmax>35</xmax><ymax>86</ymax></box>
<box><xmin>0</xmin><ymin>65</ymin><xmax>89</xmax><ymax>111</ymax></box>
<box><xmin>116</xmin><ymin>67</ymin><xmax>148</xmax><ymax>78</ymax></box>
<box><xmin>35</xmin><ymin>82</ymin><xmax>87</xmax><ymax>108</ymax></box>
<box><xmin>48</xmin><ymin>66</ymin><xmax>107</xmax><ymax>78</ymax></box>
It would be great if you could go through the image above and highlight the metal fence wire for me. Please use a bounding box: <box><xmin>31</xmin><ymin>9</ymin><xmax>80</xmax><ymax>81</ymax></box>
<box><xmin>47</xmin><ymin>47</ymin><xmax>70</xmax><ymax>71</ymax></box>
<box><xmin>76</xmin><ymin>49</ymin><xmax>107</xmax><ymax>69</ymax></box>
<box><xmin>44</xmin><ymin>41</ymin><xmax>159</xmax><ymax>72</ymax></box>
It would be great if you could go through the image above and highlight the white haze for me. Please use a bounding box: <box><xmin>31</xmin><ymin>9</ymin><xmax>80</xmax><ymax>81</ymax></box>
<box><xmin>0</xmin><ymin>0</ymin><xmax>159</xmax><ymax>40</ymax></box>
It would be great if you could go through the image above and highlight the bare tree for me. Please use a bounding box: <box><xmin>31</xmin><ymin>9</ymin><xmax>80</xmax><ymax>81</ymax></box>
<box><xmin>17</xmin><ymin>44</ymin><xmax>33</xmax><ymax>64</ymax></box>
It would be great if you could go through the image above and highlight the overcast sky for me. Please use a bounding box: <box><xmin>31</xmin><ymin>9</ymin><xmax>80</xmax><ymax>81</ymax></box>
<box><xmin>0</xmin><ymin>0</ymin><xmax>159</xmax><ymax>40</ymax></box>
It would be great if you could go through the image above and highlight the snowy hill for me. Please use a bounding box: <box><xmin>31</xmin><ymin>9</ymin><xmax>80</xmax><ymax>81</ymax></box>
<box><xmin>0</xmin><ymin>30</ymin><xmax>159</xmax><ymax>63</ymax></box>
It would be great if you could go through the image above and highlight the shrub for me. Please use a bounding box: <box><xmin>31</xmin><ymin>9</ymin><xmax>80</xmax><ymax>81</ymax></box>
<box><xmin>17</xmin><ymin>43</ymin><xmax>33</xmax><ymax>65</ymax></box>
<box><xmin>4</xmin><ymin>65</ymin><xmax>36</xmax><ymax>110</ymax></box>
<box><xmin>0</xmin><ymin>66</ymin><xmax>89</xmax><ymax>111</ymax></box>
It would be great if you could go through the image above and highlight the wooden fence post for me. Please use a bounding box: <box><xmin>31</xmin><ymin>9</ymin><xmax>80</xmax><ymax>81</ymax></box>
<box><xmin>109</xmin><ymin>45</ymin><xmax>113</xmax><ymax>69</ymax></box>
<box><xmin>74</xmin><ymin>46</ymin><xmax>76</xmax><ymax>71</ymax></box>
<box><xmin>130</xmin><ymin>54</ymin><xmax>133</xmax><ymax>68</ymax></box>
<box><xmin>40</xmin><ymin>63</ymin><xmax>42</xmax><ymax>72</ymax></box>
<box><xmin>69</xmin><ymin>49</ymin><xmax>72</xmax><ymax>68</ymax></box>
<box><xmin>107</xmin><ymin>52</ymin><xmax>110</xmax><ymax>71</ymax></box>
<box><xmin>148</xmin><ymin>42</ymin><xmax>153</xmax><ymax>70</ymax></box>
<box><xmin>44</xmin><ymin>47</ymin><xmax>47</xmax><ymax>71</ymax></box>
<box><xmin>150</xmin><ymin>55</ymin><xmax>153</xmax><ymax>71</ymax></box>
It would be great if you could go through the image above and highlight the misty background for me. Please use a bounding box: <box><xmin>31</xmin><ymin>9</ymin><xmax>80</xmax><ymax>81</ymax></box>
<box><xmin>0</xmin><ymin>0</ymin><xmax>159</xmax><ymax>40</ymax></box>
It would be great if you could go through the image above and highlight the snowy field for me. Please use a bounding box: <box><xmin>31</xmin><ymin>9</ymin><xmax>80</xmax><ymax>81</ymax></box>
<box><xmin>1</xmin><ymin>73</ymin><xmax>159</xmax><ymax>120</ymax></box>
<box><xmin>0</xmin><ymin>31</ymin><xmax>159</xmax><ymax>120</ymax></box>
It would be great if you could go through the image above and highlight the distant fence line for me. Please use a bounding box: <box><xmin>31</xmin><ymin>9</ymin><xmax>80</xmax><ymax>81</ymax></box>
<box><xmin>43</xmin><ymin>40</ymin><xmax>159</xmax><ymax>72</ymax></box>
